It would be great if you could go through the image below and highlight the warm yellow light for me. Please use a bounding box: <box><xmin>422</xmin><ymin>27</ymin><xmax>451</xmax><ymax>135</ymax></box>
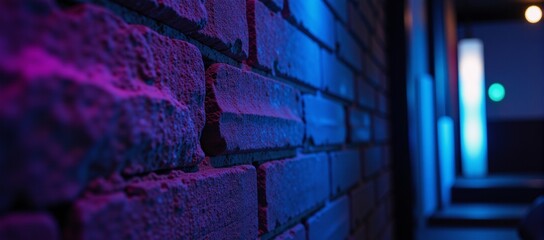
<box><xmin>525</xmin><ymin>5</ymin><xmax>542</xmax><ymax>23</ymax></box>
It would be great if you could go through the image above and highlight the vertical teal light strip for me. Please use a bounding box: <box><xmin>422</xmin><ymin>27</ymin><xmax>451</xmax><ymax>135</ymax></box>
<box><xmin>438</xmin><ymin>116</ymin><xmax>455</xmax><ymax>205</ymax></box>
<box><xmin>458</xmin><ymin>39</ymin><xmax>488</xmax><ymax>177</ymax></box>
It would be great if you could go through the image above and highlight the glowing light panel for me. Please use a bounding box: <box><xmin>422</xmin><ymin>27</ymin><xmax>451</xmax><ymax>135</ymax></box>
<box><xmin>525</xmin><ymin>5</ymin><xmax>542</xmax><ymax>23</ymax></box>
<box><xmin>438</xmin><ymin>117</ymin><xmax>455</xmax><ymax>206</ymax></box>
<box><xmin>488</xmin><ymin>83</ymin><xmax>505</xmax><ymax>102</ymax></box>
<box><xmin>458</xmin><ymin>39</ymin><xmax>488</xmax><ymax>177</ymax></box>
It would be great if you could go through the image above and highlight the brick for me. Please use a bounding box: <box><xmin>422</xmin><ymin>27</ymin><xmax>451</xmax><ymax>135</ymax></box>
<box><xmin>336</xmin><ymin>23</ymin><xmax>363</xmax><ymax>72</ymax></box>
<box><xmin>68</xmin><ymin>166</ymin><xmax>257</xmax><ymax>240</ymax></box>
<box><xmin>321</xmin><ymin>49</ymin><xmax>355</xmax><ymax>101</ymax></box>
<box><xmin>284</xmin><ymin>0</ymin><xmax>336</xmax><ymax>49</ymax></box>
<box><xmin>304</xmin><ymin>95</ymin><xmax>346</xmax><ymax>146</ymax></box>
<box><xmin>248</xmin><ymin>0</ymin><xmax>321</xmax><ymax>88</ymax></box>
<box><xmin>191</xmin><ymin>0</ymin><xmax>249</xmax><ymax>60</ymax></box>
<box><xmin>375</xmin><ymin>172</ymin><xmax>391</xmax><ymax>201</ymax></box>
<box><xmin>348</xmin><ymin>3</ymin><xmax>370</xmax><ymax>48</ymax></box>
<box><xmin>349</xmin><ymin>108</ymin><xmax>372</xmax><ymax>143</ymax></box>
<box><xmin>258</xmin><ymin>154</ymin><xmax>329</xmax><ymax>233</ymax></box>
<box><xmin>368</xmin><ymin>203</ymin><xmax>388</xmax><ymax>240</ymax></box>
<box><xmin>274</xmin><ymin>224</ymin><xmax>306</xmax><ymax>240</ymax></box>
<box><xmin>0</xmin><ymin>4</ymin><xmax>205</xmax><ymax>206</ymax></box>
<box><xmin>325</xmin><ymin>0</ymin><xmax>348</xmax><ymax>22</ymax></box>
<box><xmin>350</xmin><ymin>182</ymin><xmax>374</xmax><ymax>229</ymax></box>
<box><xmin>357</xmin><ymin>78</ymin><xmax>376</xmax><ymax>109</ymax></box>
<box><xmin>330</xmin><ymin>150</ymin><xmax>361</xmax><ymax>196</ymax></box>
<box><xmin>113</xmin><ymin>0</ymin><xmax>207</xmax><ymax>32</ymax></box>
<box><xmin>202</xmin><ymin>64</ymin><xmax>304</xmax><ymax>157</ymax></box>
<box><xmin>0</xmin><ymin>213</ymin><xmax>59</xmax><ymax>240</ymax></box>
<box><xmin>374</xmin><ymin>116</ymin><xmax>389</xmax><ymax>142</ymax></box>
<box><xmin>364</xmin><ymin>146</ymin><xmax>383</xmax><ymax>177</ymax></box>
<box><xmin>259</xmin><ymin>0</ymin><xmax>284</xmax><ymax>11</ymax></box>
<box><xmin>306</xmin><ymin>196</ymin><xmax>350</xmax><ymax>240</ymax></box>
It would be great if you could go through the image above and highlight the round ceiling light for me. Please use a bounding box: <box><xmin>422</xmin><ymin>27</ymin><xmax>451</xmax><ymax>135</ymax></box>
<box><xmin>525</xmin><ymin>5</ymin><xmax>542</xmax><ymax>23</ymax></box>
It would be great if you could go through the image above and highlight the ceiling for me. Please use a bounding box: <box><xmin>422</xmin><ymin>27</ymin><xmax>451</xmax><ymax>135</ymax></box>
<box><xmin>456</xmin><ymin>0</ymin><xmax>544</xmax><ymax>23</ymax></box>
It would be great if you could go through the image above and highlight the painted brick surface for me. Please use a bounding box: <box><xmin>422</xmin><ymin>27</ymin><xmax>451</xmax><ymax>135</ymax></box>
<box><xmin>330</xmin><ymin>150</ymin><xmax>361</xmax><ymax>196</ymax></box>
<box><xmin>68</xmin><ymin>166</ymin><xmax>257</xmax><ymax>240</ymax></box>
<box><xmin>192</xmin><ymin>0</ymin><xmax>249</xmax><ymax>60</ymax></box>
<box><xmin>304</xmin><ymin>95</ymin><xmax>346</xmax><ymax>146</ymax></box>
<box><xmin>351</xmin><ymin>182</ymin><xmax>375</xmax><ymax>229</ymax></box>
<box><xmin>374</xmin><ymin>116</ymin><xmax>389</xmax><ymax>142</ymax></box>
<box><xmin>248</xmin><ymin>0</ymin><xmax>321</xmax><ymax>88</ymax></box>
<box><xmin>1</xmin><ymin>0</ymin><xmax>392</xmax><ymax>238</ymax></box>
<box><xmin>113</xmin><ymin>0</ymin><xmax>207</xmax><ymax>32</ymax></box>
<box><xmin>357</xmin><ymin>78</ymin><xmax>377</xmax><ymax>109</ymax></box>
<box><xmin>350</xmin><ymin>108</ymin><xmax>372</xmax><ymax>143</ymax></box>
<box><xmin>0</xmin><ymin>213</ymin><xmax>59</xmax><ymax>240</ymax></box>
<box><xmin>306</xmin><ymin>196</ymin><xmax>350</xmax><ymax>240</ymax></box>
<box><xmin>274</xmin><ymin>224</ymin><xmax>306</xmax><ymax>240</ymax></box>
<box><xmin>325</xmin><ymin>0</ymin><xmax>348</xmax><ymax>22</ymax></box>
<box><xmin>364</xmin><ymin>146</ymin><xmax>384</xmax><ymax>177</ymax></box>
<box><xmin>0</xmin><ymin>4</ymin><xmax>205</xmax><ymax>206</ymax></box>
<box><xmin>321</xmin><ymin>49</ymin><xmax>355</xmax><ymax>101</ymax></box>
<box><xmin>348</xmin><ymin>3</ymin><xmax>370</xmax><ymax>47</ymax></box>
<box><xmin>336</xmin><ymin>23</ymin><xmax>363</xmax><ymax>72</ymax></box>
<box><xmin>284</xmin><ymin>0</ymin><xmax>336</xmax><ymax>49</ymax></box>
<box><xmin>259</xmin><ymin>0</ymin><xmax>284</xmax><ymax>11</ymax></box>
<box><xmin>202</xmin><ymin>63</ymin><xmax>304</xmax><ymax>156</ymax></box>
<box><xmin>258</xmin><ymin>154</ymin><xmax>329</xmax><ymax>233</ymax></box>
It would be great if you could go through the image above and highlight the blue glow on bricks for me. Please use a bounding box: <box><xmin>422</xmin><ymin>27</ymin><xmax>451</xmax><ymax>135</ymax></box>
<box><xmin>458</xmin><ymin>39</ymin><xmax>487</xmax><ymax>177</ymax></box>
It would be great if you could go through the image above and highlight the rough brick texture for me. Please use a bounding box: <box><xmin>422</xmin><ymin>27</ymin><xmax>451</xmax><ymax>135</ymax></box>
<box><xmin>336</xmin><ymin>23</ymin><xmax>363</xmax><ymax>72</ymax></box>
<box><xmin>1</xmin><ymin>0</ymin><xmax>393</xmax><ymax>238</ymax></box>
<box><xmin>330</xmin><ymin>150</ymin><xmax>361</xmax><ymax>196</ymax></box>
<box><xmin>113</xmin><ymin>0</ymin><xmax>207</xmax><ymax>32</ymax></box>
<box><xmin>248</xmin><ymin>0</ymin><xmax>321</xmax><ymax>88</ymax></box>
<box><xmin>258</xmin><ymin>154</ymin><xmax>329</xmax><ymax>233</ymax></box>
<box><xmin>192</xmin><ymin>0</ymin><xmax>249</xmax><ymax>60</ymax></box>
<box><xmin>284</xmin><ymin>0</ymin><xmax>336</xmax><ymax>49</ymax></box>
<box><xmin>202</xmin><ymin>63</ymin><xmax>303</xmax><ymax>156</ymax></box>
<box><xmin>306</xmin><ymin>196</ymin><xmax>350</xmax><ymax>240</ymax></box>
<box><xmin>68</xmin><ymin>166</ymin><xmax>257</xmax><ymax>240</ymax></box>
<box><xmin>321</xmin><ymin>49</ymin><xmax>355</xmax><ymax>101</ymax></box>
<box><xmin>0</xmin><ymin>2</ymin><xmax>205</xmax><ymax>206</ymax></box>
<box><xmin>274</xmin><ymin>224</ymin><xmax>306</xmax><ymax>240</ymax></box>
<box><xmin>304</xmin><ymin>95</ymin><xmax>346</xmax><ymax>146</ymax></box>
<box><xmin>0</xmin><ymin>213</ymin><xmax>59</xmax><ymax>240</ymax></box>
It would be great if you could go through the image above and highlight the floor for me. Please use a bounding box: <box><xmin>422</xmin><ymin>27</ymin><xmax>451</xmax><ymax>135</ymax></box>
<box><xmin>419</xmin><ymin>227</ymin><xmax>520</xmax><ymax>240</ymax></box>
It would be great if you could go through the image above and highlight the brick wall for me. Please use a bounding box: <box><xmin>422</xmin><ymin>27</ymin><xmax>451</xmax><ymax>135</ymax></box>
<box><xmin>0</xmin><ymin>0</ymin><xmax>393</xmax><ymax>239</ymax></box>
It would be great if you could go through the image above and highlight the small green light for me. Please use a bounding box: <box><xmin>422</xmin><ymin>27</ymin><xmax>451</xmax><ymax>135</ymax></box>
<box><xmin>488</xmin><ymin>83</ymin><xmax>505</xmax><ymax>102</ymax></box>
